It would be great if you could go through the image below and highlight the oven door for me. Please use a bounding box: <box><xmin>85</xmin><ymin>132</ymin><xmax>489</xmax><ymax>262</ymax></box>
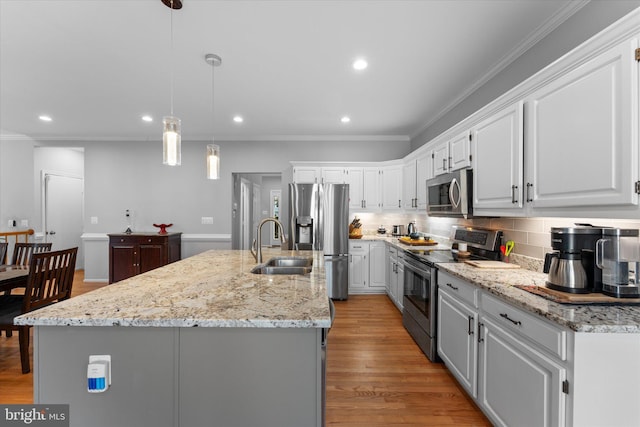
<box><xmin>402</xmin><ymin>258</ymin><xmax>436</xmax><ymax>337</ymax></box>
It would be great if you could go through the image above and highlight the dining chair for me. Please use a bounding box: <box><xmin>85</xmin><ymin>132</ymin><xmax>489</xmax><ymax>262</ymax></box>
<box><xmin>0</xmin><ymin>247</ymin><xmax>77</xmax><ymax>373</ymax></box>
<box><xmin>0</xmin><ymin>242</ymin><xmax>7</xmax><ymax>265</ymax></box>
<box><xmin>11</xmin><ymin>242</ymin><xmax>53</xmax><ymax>266</ymax></box>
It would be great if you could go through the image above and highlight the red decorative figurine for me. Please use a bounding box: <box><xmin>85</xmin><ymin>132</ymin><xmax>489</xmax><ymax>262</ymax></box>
<box><xmin>153</xmin><ymin>223</ymin><xmax>173</xmax><ymax>234</ymax></box>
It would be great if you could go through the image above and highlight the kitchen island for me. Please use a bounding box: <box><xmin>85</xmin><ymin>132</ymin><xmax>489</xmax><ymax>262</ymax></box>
<box><xmin>16</xmin><ymin>249</ymin><xmax>331</xmax><ymax>427</ymax></box>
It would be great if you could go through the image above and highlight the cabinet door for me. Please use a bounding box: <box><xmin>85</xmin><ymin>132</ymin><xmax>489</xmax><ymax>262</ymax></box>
<box><xmin>395</xmin><ymin>262</ymin><xmax>404</xmax><ymax>310</ymax></box>
<box><xmin>525</xmin><ymin>38</ymin><xmax>638</xmax><ymax>209</ymax></box>
<box><xmin>402</xmin><ymin>160</ymin><xmax>417</xmax><ymax>210</ymax></box>
<box><xmin>321</xmin><ymin>167</ymin><xmax>346</xmax><ymax>184</ymax></box>
<box><xmin>348</xmin><ymin>242</ymin><xmax>368</xmax><ymax>291</ymax></box>
<box><xmin>110</xmin><ymin>244</ymin><xmax>137</xmax><ymax>283</ymax></box>
<box><xmin>472</xmin><ymin>102</ymin><xmax>524</xmax><ymax>212</ymax></box>
<box><xmin>368</xmin><ymin>242</ymin><xmax>386</xmax><ymax>289</ymax></box>
<box><xmin>449</xmin><ymin>131</ymin><xmax>472</xmax><ymax>171</ymax></box>
<box><xmin>346</xmin><ymin>168</ymin><xmax>364</xmax><ymax>209</ymax></box>
<box><xmin>478</xmin><ymin>317</ymin><xmax>566</xmax><ymax>427</ymax></box>
<box><xmin>415</xmin><ymin>152</ymin><xmax>432</xmax><ymax>209</ymax></box>
<box><xmin>293</xmin><ymin>167</ymin><xmax>320</xmax><ymax>183</ymax></box>
<box><xmin>362</xmin><ymin>168</ymin><xmax>380</xmax><ymax>210</ymax></box>
<box><xmin>437</xmin><ymin>289</ymin><xmax>477</xmax><ymax>398</ymax></box>
<box><xmin>386</xmin><ymin>247</ymin><xmax>396</xmax><ymax>297</ymax></box>
<box><xmin>433</xmin><ymin>140</ymin><xmax>449</xmax><ymax>176</ymax></box>
<box><xmin>381</xmin><ymin>165</ymin><xmax>403</xmax><ymax>211</ymax></box>
<box><xmin>139</xmin><ymin>243</ymin><xmax>166</xmax><ymax>274</ymax></box>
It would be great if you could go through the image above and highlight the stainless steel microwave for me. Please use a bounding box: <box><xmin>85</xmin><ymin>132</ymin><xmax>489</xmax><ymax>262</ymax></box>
<box><xmin>426</xmin><ymin>169</ymin><xmax>473</xmax><ymax>218</ymax></box>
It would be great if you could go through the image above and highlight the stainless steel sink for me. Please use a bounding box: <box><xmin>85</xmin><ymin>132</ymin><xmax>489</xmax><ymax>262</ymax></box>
<box><xmin>265</xmin><ymin>256</ymin><xmax>313</xmax><ymax>268</ymax></box>
<box><xmin>251</xmin><ymin>256</ymin><xmax>313</xmax><ymax>275</ymax></box>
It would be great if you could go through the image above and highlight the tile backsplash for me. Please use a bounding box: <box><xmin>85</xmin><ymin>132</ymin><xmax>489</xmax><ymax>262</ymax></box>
<box><xmin>352</xmin><ymin>212</ymin><xmax>640</xmax><ymax>261</ymax></box>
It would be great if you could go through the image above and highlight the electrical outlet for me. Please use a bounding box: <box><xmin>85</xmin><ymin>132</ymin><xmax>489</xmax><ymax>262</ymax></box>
<box><xmin>201</xmin><ymin>217</ymin><xmax>214</xmax><ymax>225</ymax></box>
<box><xmin>20</xmin><ymin>219</ymin><xmax>29</xmax><ymax>227</ymax></box>
<box><xmin>90</xmin><ymin>216</ymin><xmax>98</xmax><ymax>225</ymax></box>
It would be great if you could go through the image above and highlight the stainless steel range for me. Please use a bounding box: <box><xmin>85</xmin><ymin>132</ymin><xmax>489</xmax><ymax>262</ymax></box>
<box><xmin>402</xmin><ymin>226</ymin><xmax>503</xmax><ymax>362</ymax></box>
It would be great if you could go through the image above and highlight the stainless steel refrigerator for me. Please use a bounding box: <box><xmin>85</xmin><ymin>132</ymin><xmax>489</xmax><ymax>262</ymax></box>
<box><xmin>289</xmin><ymin>183</ymin><xmax>349</xmax><ymax>300</ymax></box>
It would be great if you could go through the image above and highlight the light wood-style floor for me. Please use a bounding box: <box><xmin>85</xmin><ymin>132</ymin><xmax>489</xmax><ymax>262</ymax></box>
<box><xmin>0</xmin><ymin>272</ymin><xmax>489</xmax><ymax>426</ymax></box>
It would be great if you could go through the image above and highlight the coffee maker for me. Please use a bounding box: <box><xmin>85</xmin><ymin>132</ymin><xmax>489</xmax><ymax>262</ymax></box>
<box><xmin>543</xmin><ymin>226</ymin><xmax>603</xmax><ymax>293</ymax></box>
<box><xmin>596</xmin><ymin>228</ymin><xmax>640</xmax><ymax>298</ymax></box>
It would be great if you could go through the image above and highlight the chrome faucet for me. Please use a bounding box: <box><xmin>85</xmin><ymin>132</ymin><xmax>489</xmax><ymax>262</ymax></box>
<box><xmin>251</xmin><ymin>217</ymin><xmax>287</xmax><ymax>263</ymax></box>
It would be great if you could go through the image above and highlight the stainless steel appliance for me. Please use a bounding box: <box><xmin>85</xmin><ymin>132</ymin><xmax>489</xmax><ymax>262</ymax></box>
<box><xmin>543</xmin><ymin>226</ymin><xmax>603</xmax><ymax>294</ymax></box>
<box><xmin>392</xmin><ymin>225</ymin><xmax>405</xmax><ymax>236</ymax></box>
<box><xmin>402</xmin><ymin>226</ymin><xmax>502</xmax><ymax>362</ymax></box>
<box><xmin>596</xmin><ymin>228</ymin><xmax>640</xmax><ymax>298</ymax></box>
<box><xmin>426</xmin><ymin>169</ymin><xmax>473</xmax><ymax>218</ymax></box>
<box><xmin>289</xmin><ymin>183</ymin><xmax>349</xmax><ymax>300</ymax></box>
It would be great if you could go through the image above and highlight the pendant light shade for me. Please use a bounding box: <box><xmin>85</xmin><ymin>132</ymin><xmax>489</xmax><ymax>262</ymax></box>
<box><xmin>162</xmin><ymin>0</ymin><xmax>181</xmax><ymax>166</ymax></box>
<box><xmin>207</xmin><ymin>144</ymin><xmax>220</xmax><ymax>179</ymax></box>
<box><xmin>163</xmin><ymin>116</ymin><xmax>181</xmax><ymax>166</ymax></box>
<box><xmin>205</xmin><ymin>53</ymin><xmax>222</xmax><ymax>180</ymax></box>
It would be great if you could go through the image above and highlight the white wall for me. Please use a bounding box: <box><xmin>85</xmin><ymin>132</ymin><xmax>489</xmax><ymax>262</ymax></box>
<box><xmin>0</xmin><ymin>138</ymin><xmax>35</xmax><ymax>230</ymax></box>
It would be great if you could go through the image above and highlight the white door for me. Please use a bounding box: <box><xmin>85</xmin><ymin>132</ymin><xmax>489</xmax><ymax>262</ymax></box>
<box><xmin>270</xmin><ymin>190</ymin><xmax>282</xmax><ymax>246</ymax></box>
<box><xmin>240</xmin><ymin>179</ymin><xmax>251</xmax><ymax>250</ymax></box>
<box><xmin>43</xmin><ymin>173</ymin><xmax>84</xmax><ymax>268</ymax></box>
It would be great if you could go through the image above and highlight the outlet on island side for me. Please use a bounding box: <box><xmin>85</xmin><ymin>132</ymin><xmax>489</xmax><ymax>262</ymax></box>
<box><xmin>201</xmin><ymin>217</ymin><xmax>214</xmax><ymax>225</ymax></box>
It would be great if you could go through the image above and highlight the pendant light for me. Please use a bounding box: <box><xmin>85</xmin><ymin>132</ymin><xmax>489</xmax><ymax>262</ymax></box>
<box><xmin>205</xmin><ymin>53</ymin><xmax>222</xmax><ymax>180</ymax></box>
<box><xmin>162</xmin><ymin>0</ymin><xmax>182</xmax><ymax>166</ymax></box>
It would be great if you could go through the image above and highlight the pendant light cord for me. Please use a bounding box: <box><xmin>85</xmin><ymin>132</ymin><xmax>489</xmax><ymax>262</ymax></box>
<box><xmin>170</xmin><ymin>0</ymin><xmax>175</xmax><ymax>116</ymax></box>
<box><xmin>211</xmin><ymin>58</ymin><xmax>215</xmax><ymax>141</ymax></box>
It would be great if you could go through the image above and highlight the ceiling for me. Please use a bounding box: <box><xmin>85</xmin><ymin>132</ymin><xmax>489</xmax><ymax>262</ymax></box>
<box><xmin>0</xmin><ymin>0</ymin><xmax>586</xmax><ymax>143</ymax></box>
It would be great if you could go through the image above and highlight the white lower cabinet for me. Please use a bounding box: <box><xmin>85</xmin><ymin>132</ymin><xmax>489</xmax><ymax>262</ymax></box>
<box><xmin>349</xmin><ymin>241</ymin><xmax>386</xmax><ymax>294</ymax></box>
<box><xmin>385</xmin><ymin>244</ymin><xmax>403</xmax><ymax>310</ymax></box>
<box><xmin>438</xmin><ymin>272</ymin><xmax>568</xmax><ymax>426</ymax></box>
<box><xmin>478</xmin><ymin>315</ymin><xmax>566</xmax><ymax>427</ymax></box>
<box><xmin>438</xmin><ymin>287</ymin><xmax>478</xmax><ymax>398</ymax></box>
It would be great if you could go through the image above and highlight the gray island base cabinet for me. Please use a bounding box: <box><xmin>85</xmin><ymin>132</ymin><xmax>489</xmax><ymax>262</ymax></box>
<box><xmin>34</xmin><ymin>326</ymin><xmax>322</xmax><ymax>427</ymax></box>
<box><xmin>17</xmin><ymin>250</ymin><xmax>331</xmax><ymax>427</ymax></box>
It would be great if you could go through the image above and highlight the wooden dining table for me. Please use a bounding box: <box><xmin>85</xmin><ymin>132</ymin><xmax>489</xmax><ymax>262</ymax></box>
<box><xmin>0</xmin><ymin>265</ymin><xmax>29</xmax><ymax>294</ymax></box>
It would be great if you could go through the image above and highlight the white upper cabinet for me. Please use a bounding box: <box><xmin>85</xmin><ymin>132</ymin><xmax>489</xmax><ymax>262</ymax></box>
<box><xmin>292</xmin><ymin>166</ymin><xmax>321</xmax><ymax>183</ymax></box>
<box><xmin>472</xmin><ymin>101</ymin><xmax>524</xmax><ymax>213</ymax></box>
<box><xmin>381</xmin><ymin>164</ymin><xmax>403</xmax><ymax>211</ymax></box>
<box><xmin>434</xmin><ymin>131</ymin><xmax>472</xmax><ymax>176</ymax></box>
<box><xmin>346</xmin><ymin>167</ymin><xmax>380</xmax><ymax>211</ymax></box>
<box><xmin>321</xmin><ymin>167</ymin><xmax>347</xmax><ymax>184</ymax></box>
<box><xmin>524</xmin><ymin>37</ymin><xmax>639</xmax><ymax>210</ymax></box>
<box><xmin>403</xmin><ymin>150</ymin><xmax>433</xmax><ymax>210</ymax></box>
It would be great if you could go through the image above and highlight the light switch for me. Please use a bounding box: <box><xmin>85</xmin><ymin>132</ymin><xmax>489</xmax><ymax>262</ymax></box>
<box><xmin>20</xmin><ymin>219</ymin><xmax>29</xmax><ymax>227</ymax></box>
<box><xmin>201</xmin><ymin>217</ymin><xmax>214</xmax><ymax>225</ymax></box>
<box><xmin>90</xmin><ymin>216</ymin><xmax>99</xmax><ymax>225</ymax></box>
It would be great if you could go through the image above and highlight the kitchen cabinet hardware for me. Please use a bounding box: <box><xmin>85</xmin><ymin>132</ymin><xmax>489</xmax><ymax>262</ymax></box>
<box><xmin>526</xmin><ymin>182</ymin><xmax>533</xmax><ymax>202</ymax></box>
<box><xmin>635</xmin><ymin>181</ymin><xmax>640</xmax><ymax>194</ymax></box>
<box><xmin>562</xmin><ymin>380</ymin><xmax>570</xmax><ymax>394</ymax></box>
<box><xmin>477</xmin><ymin>322</ymin><xmax>484</xmax><ymax>343</ymax></box>
<box><xmin>448</xmin><ymin>156</ymin><xmax>452</xmax><ymax>170</ymax></box>
<box><xmin>398</xmin><ymin>199</ymin><xmax>401</xmax><ymax>208</ymax></box>
<box><xmin>499</xmin><ymin>312</ymin><xmax>522</xmax><ymax>326</ymax></box>
<box><xmin>511</xmin><ymin>185</ymin><xmax>518</xmax><ymax>203</ymax></box>
<box><xmin>636</xmin><ymin>47</ymin><xmax>640</xmax><ymax>61</ymax></box>
<box><xmin>446</xmin><ymin>282</ymin><xmax>459</xmax><ymax>291</ymax></box>
<box><xmin>443</xmin><ymin>158</ymin><xmax>447</xmax><ymax>170</ymax></box>
<box><xmin>468</xmin><ymin>315</ymin><xmax>474</xmax><ymax>335</ymax></box>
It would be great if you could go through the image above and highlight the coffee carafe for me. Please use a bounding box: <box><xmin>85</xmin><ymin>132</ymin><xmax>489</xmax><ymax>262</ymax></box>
<box><xmin>543</xmin><ymin>226</ymin><xmax>603</xmax><ymax>293</ymax></box>
<box><xmin>596</xmin><ymin>228</ymin><xmax>640</xmax><ymax>298</ymax></box>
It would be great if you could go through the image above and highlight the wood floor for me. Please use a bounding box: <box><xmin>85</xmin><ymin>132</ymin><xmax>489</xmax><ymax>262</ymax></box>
<box><xmin>0</xmin><ymin>272</ymin><xmax>490</xmax><ymax>426</ymax></box>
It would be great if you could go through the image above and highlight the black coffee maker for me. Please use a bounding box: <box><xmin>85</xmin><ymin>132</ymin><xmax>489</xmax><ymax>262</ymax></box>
<box><xmin>543</xmin><ymin>226</ymin><xmax>603</xmax><ymax>293</ymax></box>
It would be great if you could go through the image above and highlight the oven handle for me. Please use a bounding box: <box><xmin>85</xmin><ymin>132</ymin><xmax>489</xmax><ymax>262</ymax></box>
<box><xmin>449</xmin><ymin>177</ymin><xmax>461</xmax><ymax>209</ymax></box>
<box><xmin>403</xmin><ymin>260</ymin><xmax>432</xmax><ymax>279</ymax></box>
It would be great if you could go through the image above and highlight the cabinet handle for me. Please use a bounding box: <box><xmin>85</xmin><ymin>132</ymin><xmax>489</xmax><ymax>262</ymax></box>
<box><xmin>511</xmin><ymin>185</ymin><xmax>518</xmax><ymax>204</ymax></box>
<box><xmin>526</xmin><ymin>182</ymin><xmax>533</xmax><ymax>203</ymax></box>
<box><xmin>446</xmin><ymin>282</ymin><xmax>458</xmax><ymax>291</ymax></box>
<box><xmin>448</xmin><ymin>156</ymin><xmax>452</xmax><ymax>171</ymax></box>
<box><xmin>467</xmin><ymin>315</ymin><xmax>474</xmax><ymax>336</ymax></box>
<box><xmin>499</xmin><ymin>312</ymin><xmax>522</xmax><ymax>326</ymax></box>
<box><xmin>442</xmin><ymin>158</ymin><xmax>447</xmax><ymax>170</ymax></box>
<box><xmin>398</xmin><ymin>200</ymin><xmax>401</xmax><ymax>208</ymax></box>
<box><xmin>478</xmin><ymin>322</ymin><xmax>484</xmax><ymax>343</ymax></box>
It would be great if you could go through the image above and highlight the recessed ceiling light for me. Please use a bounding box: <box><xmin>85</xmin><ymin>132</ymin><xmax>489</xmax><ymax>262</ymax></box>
<box><xmin>352</xmin><ymin>59</ymin><xmax>368</xmax><ymax>71</ymax></box>
<box><xmin>233</xmin><ymin>115</ymin><xmax>244</xmax><ymax>123</ymax></box>
<box><xmin>341</xmin><ymin>116</ymin><xmax>351</xmax><ymax>123</ymax></box>
<box><xmin>38</xmin><ymin>115</ymin><xmax>52</xmax><ymax>122</ymax></box>
<box><xmin>142</xmin><ymin>115</ymin><xmax>153</xmax><ymax>122</ymax></box>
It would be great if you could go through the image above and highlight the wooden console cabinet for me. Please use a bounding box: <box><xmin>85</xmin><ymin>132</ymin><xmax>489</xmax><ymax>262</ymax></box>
<box><xmin>108</xmin><ymin>232</ymin><xmax>181</xmax><ymax>283</ymax></box>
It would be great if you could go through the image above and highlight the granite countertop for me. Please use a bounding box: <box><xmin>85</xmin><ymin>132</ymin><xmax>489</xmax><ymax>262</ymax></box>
<box><xmin>437</xmin><ymin>263</ymin><xmax>640</xmax><ymax>334</ymax></box>
<box><xmin>15</xmin><ymin>249</ymin><xmax>331</xmax><ymax>329</ymax></box>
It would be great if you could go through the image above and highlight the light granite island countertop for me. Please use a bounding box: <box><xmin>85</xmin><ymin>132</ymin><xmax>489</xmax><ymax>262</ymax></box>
<box><xmin>16</xmin><ymin>249</ymin><xmax>331</xmax><ymax>328</ymax></box>
<box><xmin>17</xmin><ymin>249</ymin><xmax>331</xmax><ymax>427</ymax></box>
